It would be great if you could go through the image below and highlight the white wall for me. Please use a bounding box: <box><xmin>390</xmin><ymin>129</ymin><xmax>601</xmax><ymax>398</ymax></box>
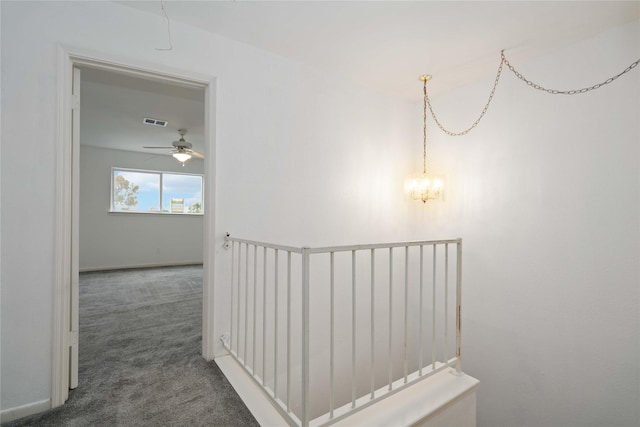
<box><xmin>0</xmin><ymin>0</ymin><xmax>414</xmax><ymax>413</ymax></box>
<box><xmin>417</xmin><ymin>21</ymin><xmax>639</xmax><ymax>427</ymax></box>
<box><xmin>79</xmin><ymin>146</ymin><xmax>204</xmax><ymax>271</ymax></box>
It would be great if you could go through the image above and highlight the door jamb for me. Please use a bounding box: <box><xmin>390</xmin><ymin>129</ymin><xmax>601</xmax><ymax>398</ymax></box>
<box><xmin>53</xmin><ymin>45</ymin><xmax>217</xmax><ymax>408</ymax></box>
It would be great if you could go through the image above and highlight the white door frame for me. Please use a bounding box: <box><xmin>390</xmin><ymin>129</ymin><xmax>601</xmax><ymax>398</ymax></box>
<box><xmin>52</xmin><ymin>45</ymin><xmax>217</xmax><ymax>407</ymax></box>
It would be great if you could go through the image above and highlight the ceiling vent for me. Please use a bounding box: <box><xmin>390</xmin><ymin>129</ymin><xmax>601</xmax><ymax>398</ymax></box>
<box><xmin>143</xmin><ymin>118</ymin><xmax>168</xmax><ymax>127</ymax></box>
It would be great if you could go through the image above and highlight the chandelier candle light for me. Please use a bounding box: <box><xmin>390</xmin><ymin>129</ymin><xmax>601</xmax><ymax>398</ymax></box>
<box><xmin>406</xmin><ymin>75</ymin><xmax>444</xmax><ymax>203</ymax></box>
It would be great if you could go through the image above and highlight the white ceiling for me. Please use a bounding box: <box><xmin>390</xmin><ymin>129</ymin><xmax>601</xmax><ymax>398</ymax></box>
<box><xmin>117</xmin><ymin>0</ymin><xmax>640</xmax><ymax>101</ymax></box>
<box><xmin>80</xmin><ymin>67</ymin><xmax>205</xmax><ymax>154</ymax></box>
<box><xmin>85</xmin><ymin>1</ymin><xmax>638</xmax><ymax>155</ymax></box>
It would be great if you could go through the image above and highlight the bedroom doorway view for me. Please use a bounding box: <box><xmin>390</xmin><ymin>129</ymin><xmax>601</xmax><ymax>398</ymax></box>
<box><xmin>73</xmin><ymin>67</ymin><xmax>211</xmax><ymax>417</ymax></box>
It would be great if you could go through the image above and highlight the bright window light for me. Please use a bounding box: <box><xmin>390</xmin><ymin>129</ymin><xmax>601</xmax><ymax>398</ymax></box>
<box><xmin>111</xmin><ymin>168</ymin><xmax>204</xmax><ymax>214</ymax></box>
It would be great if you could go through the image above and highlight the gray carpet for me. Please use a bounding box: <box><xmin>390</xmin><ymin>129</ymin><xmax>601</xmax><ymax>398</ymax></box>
<box><xmin>3</xmin><ymin>266</ymin><xmax>259</xmax><ymax>427</ymax></box>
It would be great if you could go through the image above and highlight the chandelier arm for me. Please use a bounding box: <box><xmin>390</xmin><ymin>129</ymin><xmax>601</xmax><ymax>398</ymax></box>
<box><xmin>501</xmin><ymin>50</ymin><xmax>640</xmax><ymax>95</ymax></box>
<box><xmin>425</xmin><ymin>55</ymin><xmax>505</xmax><ymax>137</ymax></box>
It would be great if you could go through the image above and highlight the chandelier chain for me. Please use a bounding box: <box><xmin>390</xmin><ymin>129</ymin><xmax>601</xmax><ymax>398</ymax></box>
<box><xmin>423</xmin><ymin>78</ymin><xmax>427</xmax><ymax>173</ymax></box>
<box><xmin>502</xmin><ymin>50</ymin><xmax>640</xmax><ymax>95</ymax></box>
<box><xmin>425</xmin><ymin>56</ymin><xmax>504</xmax><ymax>137</ymax></box>
<box><xmin>424</xmin><ymin>50</ymin><xmax>640</xmax><ymax>137</ymax></box>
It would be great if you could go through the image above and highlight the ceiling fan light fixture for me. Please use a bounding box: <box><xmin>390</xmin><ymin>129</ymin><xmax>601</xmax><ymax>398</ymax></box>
<box><xmin>173</xmin><ymin>152</ymin><xmax>192</xmax><ymax>163</ymax></box>
<box><xmin>144</xmin><ymin>129</ymin><xmax>203</xmax><ymax>164</ymax></box>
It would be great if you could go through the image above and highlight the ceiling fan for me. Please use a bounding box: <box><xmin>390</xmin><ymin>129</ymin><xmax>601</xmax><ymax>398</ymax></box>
<box><xmin>144</xmin><ymin>129</ymin><xmax>204</xmax><ymax>165</ymax></box>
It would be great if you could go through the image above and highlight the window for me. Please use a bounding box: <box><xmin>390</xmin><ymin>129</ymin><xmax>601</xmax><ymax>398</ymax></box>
<box><xmin>111</xmin><ymin>168</ymin><xmax>203</xmax><ymax>214</ymax></box>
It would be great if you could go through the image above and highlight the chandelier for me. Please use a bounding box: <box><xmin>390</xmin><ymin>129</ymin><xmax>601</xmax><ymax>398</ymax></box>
<box><xmin>404</xmin><ymin>51</ymin><xmax>639</xmax><ymax>204</ymax></box>
<box><xmin>405</xmin><ymin>75</ymin><xmax>443</xmax><ymax>203</ymax></box>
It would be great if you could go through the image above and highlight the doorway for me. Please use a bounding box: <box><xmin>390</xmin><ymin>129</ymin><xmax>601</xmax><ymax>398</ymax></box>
<box><xmin>53</xmin><ymin>47</ymin><xmax>217</xmax><ymax>407</ymax></box>
<box><xmin>78</xmin><ymin>67</ymin><xmax>206</xmax><ymax>272</ymax></box>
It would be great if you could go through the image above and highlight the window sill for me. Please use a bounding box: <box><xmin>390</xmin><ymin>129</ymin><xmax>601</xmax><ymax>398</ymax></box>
<box><xmin>108</xmin><ymin>210</ymin><xmax>204</xmax><ymax>216</ymax></box>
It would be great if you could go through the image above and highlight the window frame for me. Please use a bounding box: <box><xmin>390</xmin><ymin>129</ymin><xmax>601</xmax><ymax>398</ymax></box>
<box><xmin>110</xmin><ymin>167</ymin><xmax>204</xmax><ymax>215</ymax></box>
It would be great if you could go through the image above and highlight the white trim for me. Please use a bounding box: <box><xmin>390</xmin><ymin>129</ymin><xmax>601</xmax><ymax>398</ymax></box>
<box><xmin>107</xmin><ymin>211</ymin><xmax>205</xmax><ymax>216</ymax></box>
<box><xmin>70</xmin><ymin>65</ymin><xmax>81</xmax><ymax>390</ymax></box>
<box><xmin>0</xmin><ymin>399</ymin><xmax>51</xmax><ymax>423</ymax></box>
<box><xmin>59</xmin><ymin>45</ymin><xmax>211</xmax><ymax>89</ymax></box>
<box><xmin>201</xmin><ymin>66</ymin><xmax>217</xmax><ymax>361</ymax></box>
<box><xmin>53</xmin><ymin>44</ymin><xmax>217</xmax><ymax>406</ymax></box>
<box><xmin>216</xmin><ymin>355</ymin><xmax>289</xmax><ymax>426</ymax></box>
<box><xmin>79</xmin><ymin>261</ymin><xmax>204</xmax><ymax>273</ymax></box>
<box><xmin>329</xmin><ymin>371</ymin><xmax>478</xmax><ymax>427</ymax></box>
<box><xmin>216</xmin><ymin>354</ymin><xmax>479</xmax><ymax>427</ymax></box>
<box><xmin>52</xmin><ymin>45</ymin><xmax>73</xmax><ymax>408</ymax></box>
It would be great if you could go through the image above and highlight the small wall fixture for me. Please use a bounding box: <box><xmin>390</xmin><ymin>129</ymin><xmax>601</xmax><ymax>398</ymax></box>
<box><xmin>406</xmin><ymin>75</ymin><xmax>443</xmax><ymax>203</ymax></box>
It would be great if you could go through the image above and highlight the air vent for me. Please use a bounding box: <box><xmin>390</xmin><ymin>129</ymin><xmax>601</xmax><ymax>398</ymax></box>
<box><xmin>143</xmin><ymin>118</ymin><xmax>168</xmax><ymax>127</ymax></box>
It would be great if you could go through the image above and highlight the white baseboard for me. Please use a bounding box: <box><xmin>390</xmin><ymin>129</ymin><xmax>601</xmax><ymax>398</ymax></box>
<box><xmin>79</xmin><ymin>261</ymin><xmax>203</xmax><ymax>273</ymax></box>
<box><xmin>1</xmin><ymin>399</ymin><xmax>51</xmax><ymax>423</ymax></box>
<box><xmin>217</xmin><ymin>353</ymin><xmax>479</xmax><ymax>427</ymax></box>
<box><xmin>215</xmin><ymin>355</ymin><xmax>288</xmax><ymax>426</ymax></box>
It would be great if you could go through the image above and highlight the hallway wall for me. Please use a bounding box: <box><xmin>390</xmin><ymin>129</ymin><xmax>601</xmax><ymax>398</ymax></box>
<box><xmin>0</xmin><ymin>0</ymin><xmax>414</xmax><ymax>414</ymax></box>
<box><xmin>412</xmin><ymin>20</ymin><xmax>640</xmax><ymax>427</ymax></box>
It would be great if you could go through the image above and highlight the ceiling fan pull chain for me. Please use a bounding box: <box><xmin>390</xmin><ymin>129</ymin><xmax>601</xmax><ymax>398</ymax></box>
<box><xmin>425</xmin><ymin>54</ymin><xmax>505</xmax><ymax>137</ymax></box>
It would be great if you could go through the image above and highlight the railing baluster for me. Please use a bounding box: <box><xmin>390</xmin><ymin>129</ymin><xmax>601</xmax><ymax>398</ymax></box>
<box><xmin>329</xmin><ymin>252</ymin><xmax>335</xmax><ymax>418</ymax></box>
<box><xmin>262</xmin><ymin>246</ymin><xmax>267</xmax><ymax>385</ymax></box>
<box><xmin>230</xmin><ymin>241</ymin><xmax>235</xmax><ymax>351</ymax></box>
<box><xmin>432</xmin><ymin>244</ymin><xmax>437</xmax><ymax>371</ymax></box>
<box><xmin>244</xmin><ymin>243</ymin><xmax>249</xmax><ymax>364</ymax></box>
<box><xmin>274</xmin><ymin>249</ymin><xmax>279</xmax><ymax>398</ymax></box>
<box><xmin>444</xmin><ymin>243</ymin><xmax>449</xmax><ymax>366</ymax></box>
<box><xmin>404</xmin><ymin>246</ymin><xmax>409</xmax><ymax>383</ymax></box>
<box><xmin>370</xmin><ymin>248</ymin><xmax>375</xmax><ymax>399</ymax></box>
<box><xmin>253</xmin><ymin>245</ymin><xmax>257</xmax><ymax>373</ymax></box>
<box><xmin>388</xmin><ymin>247</ymin><xmax>393</xmax><ymax>391</ymax></box>
<box><xmin>456</xmin><ymin>240</ymin><xmax>463</xmax><ymax>374</ymax></box>
<box><xmin>352</xmin><ymin>250</ymin><xmax>356</xmax><ymax>409</ymax></box>
<box><xmin>223</xmin><ymin>236</ymin><xmax>463</xmax><ymax>426</ymax></box>
<box><xmin>286</xmin><ymin>251</ymin><xmax>292</xmax><ymax>412</ymax></box>
<box><xmin>237</xmin><ymin>243</ymin><xmax>243</xmax><ymax>354</ymax></box>
<box><xmin>419</xmin><ymin>244</ymin><xmax>424</xmax><ymax>376</ymax></box>
<box><xmin>301</xmin><ymin>247</ymin><xmax>310</xmax><ymax>427</ymax></box>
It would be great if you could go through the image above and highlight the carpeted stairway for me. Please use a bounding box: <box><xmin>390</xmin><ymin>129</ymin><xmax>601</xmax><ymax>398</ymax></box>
<box><xmin>3</xmin><ymin>266</ymin><xmax>259</xmax><ymax>427</ymax></box>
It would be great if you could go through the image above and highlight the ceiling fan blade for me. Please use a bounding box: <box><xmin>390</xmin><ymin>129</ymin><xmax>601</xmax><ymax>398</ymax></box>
<box><xmin>190</xmin><ymin>150</ymin><xmax>205</xmax><ymax>159</ymax></box>
<box><xmin>143</xmin><ymin>146</ymin><xmax>174</xmax><ymax>149</ymax></box>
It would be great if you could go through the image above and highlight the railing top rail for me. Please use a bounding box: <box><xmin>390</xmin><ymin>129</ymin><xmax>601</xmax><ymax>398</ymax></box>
<box><xmin>226</xmin><ymin>234</ymin><xmax>460</xmax><ymax>255</ymax></box>
<box><xmin>226</xmin><ymin>236</ymin><xmax>304</xmax><ymax>253</ymax></box>
<box><xmin>307</xmin><ymin>238</ymin><xmax>461</xmax><ymax>254</ymax></box>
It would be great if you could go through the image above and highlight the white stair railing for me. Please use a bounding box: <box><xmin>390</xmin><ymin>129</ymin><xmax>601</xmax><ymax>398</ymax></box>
<box><xmin>221</xmin><ymin>234</ymin><xmax>463</xmax><ymax>427</ymax></box>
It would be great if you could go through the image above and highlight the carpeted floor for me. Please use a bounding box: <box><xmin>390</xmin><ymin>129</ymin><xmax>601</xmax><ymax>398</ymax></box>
<box><xmin>3</xmin><ymin>265</ymin><xmax>259</xmax><ymax>427</ymax></box>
